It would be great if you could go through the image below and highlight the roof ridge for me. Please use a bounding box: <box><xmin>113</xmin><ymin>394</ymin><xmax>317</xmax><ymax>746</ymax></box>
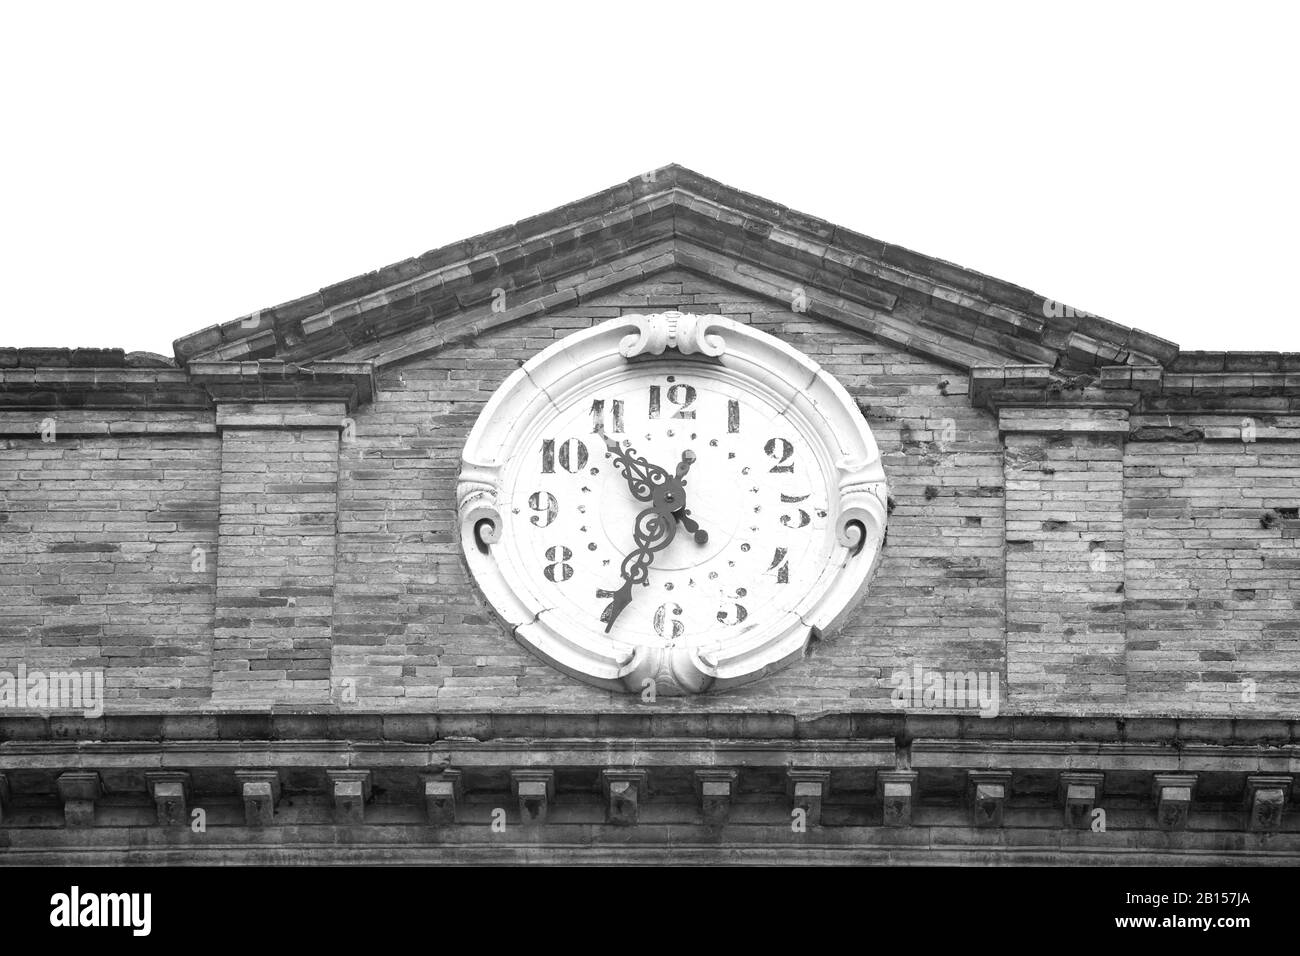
<box><xmin>165</xmin><ymin>166</ymin><xmax>1181</xmax><ymax>375</ymax></box>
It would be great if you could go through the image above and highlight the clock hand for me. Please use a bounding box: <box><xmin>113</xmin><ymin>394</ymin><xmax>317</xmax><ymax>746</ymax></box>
<box><xmin>600</xmin><ymin>553</ymin><xmax>646</xmax><ymax>633</ymax></box>
<box><xmin>675</xmin><ymin>508</ymin><xmax>708</xmax><ymax>545</ymax></box>
<box><xmin>673</xmin><ymin>449</ymin><xmax>696</xmax><ymax>480</ymax></box>
<box><xmin>597</xmin><ymin>427</ymin><xmax>660</xmax><ymax>504</ymax></box>
<box><xmin>600</xmin><ymin>505</ymin><xmax>678</xmax><ymax>633</ymax></box>
<box><xmin>667</xmin><ymin>449</ymin><xmax>710</xmax><ymax>544</ymax></box>
<box><xmin>599</xmin><ymin>430</ymin><xmax>710</xmax><ymax>543</ymax></box>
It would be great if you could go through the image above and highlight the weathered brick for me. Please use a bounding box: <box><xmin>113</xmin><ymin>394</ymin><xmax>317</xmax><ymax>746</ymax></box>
<box><xmin>0</xmin><ymin>264</ymin><xmax>1297</xmax><ymax>728</ymax></box>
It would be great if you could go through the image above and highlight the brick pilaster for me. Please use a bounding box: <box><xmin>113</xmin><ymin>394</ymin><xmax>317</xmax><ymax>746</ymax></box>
<box><xmin>190</xmin><ymin>361</ymin><xmax>373</xmax><ymax>705</ymax></box>
<box><xmin>211</xmin><ymin>402</ymin><xmax>344</xmax><ymax>702</ymax></box>
<box><xmin>1001</xmin><ymin>407</ymin><xmax>1128</xmax><ymax>709</ymax></box>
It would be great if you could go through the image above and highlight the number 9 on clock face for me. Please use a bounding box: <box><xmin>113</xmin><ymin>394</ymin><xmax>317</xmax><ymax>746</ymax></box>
<box><xmin>501</xmin><ymin>368</ymin><xmax>834</xmax><ymax>651</ymax></box>
<box><xmin>458</xmin><ymin>312</ymin><xmax>888</xmax><ymax>695</ymax></box>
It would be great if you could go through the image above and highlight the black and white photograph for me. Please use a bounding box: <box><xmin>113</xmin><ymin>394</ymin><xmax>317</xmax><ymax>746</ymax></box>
<box><xmin>0</xmin><ymin>0</ymin><xmax>1295</xmax><ymax>937</ymax></box>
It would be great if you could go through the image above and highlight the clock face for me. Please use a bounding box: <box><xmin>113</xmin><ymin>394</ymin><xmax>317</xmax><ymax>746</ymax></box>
<box><xmin>497</xmin><ymin>366</ymin><xmax>836</xmax><ymax>653</ymax></box>
<box><xmin>458</xmin><ymin>312</ymin><xmax>887</xmax><ymax>695</ymax></box>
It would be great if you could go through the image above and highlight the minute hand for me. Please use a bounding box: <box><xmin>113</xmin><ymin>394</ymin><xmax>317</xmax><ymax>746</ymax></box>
<box><xmin>600</xmin><ymin>505</ymin><xmax>678</xmax><ymax>633</ymax></box>
<box><xmin>597</xmin><ymin>428</ymin><xmax>669</xmax><ymax>504</ymax></box>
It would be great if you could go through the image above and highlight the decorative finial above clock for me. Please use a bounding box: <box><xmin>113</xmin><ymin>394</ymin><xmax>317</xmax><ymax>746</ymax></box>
<box><xmin>457</xmin><ymin>313</ymin><xmax>887</xmax><ymax>695</ymax></box>
<box><xmin>618</xmin><ymin>311</ymin><xmax>727</xmax><ymax>359</ymax></box>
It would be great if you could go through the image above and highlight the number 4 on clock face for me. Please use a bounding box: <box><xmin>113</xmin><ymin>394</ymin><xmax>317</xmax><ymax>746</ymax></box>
<box><xmin>521</xmin><ymin>377</ymin><xmax>828</xmax><ymax>650</ymax></box>
<box><xmin>457</xmin><ymin>312</ymin><xmax>889</xmax><ymax>697</ymax></box>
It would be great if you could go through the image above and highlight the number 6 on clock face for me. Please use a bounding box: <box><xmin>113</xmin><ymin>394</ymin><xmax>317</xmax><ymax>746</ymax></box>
<box><xmin>458</xmin><ymin>312</ymin><xmax>888</xmax><ymax>696</ymax></box>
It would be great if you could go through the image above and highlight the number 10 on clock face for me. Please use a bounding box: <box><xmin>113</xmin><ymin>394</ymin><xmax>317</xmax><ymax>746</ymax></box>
<box><xmin>503</xmin><ymin>369</ymin><xmax>834</xmax><ymax>650</ymax></box>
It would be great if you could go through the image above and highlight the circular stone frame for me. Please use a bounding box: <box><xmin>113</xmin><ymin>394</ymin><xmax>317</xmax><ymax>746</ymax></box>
<box><xmin>457</xmin><ymin>312</ymin><xmax>888</xmax><ymax>695</ymax></box>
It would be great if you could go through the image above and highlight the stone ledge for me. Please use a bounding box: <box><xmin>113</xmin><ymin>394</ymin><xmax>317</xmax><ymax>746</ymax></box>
<box><xmin>973</xmin><ymin>363</ymin><xmax>1300</xmax><ymax>415</ymax></box>
<box><xmin>215</xmin><ymin>401</ymin><xmax>351</xmax><ymax>431</ymax></box>
<box><xmin>1170</xmin><ymin>351</ymin><xmax>1300</xmax><ymax>373</ymax></box>
<box><xmin>0</xmin><ymin>761</ymin><xmax>1293</xmax><ymax>851</ymax></box>
<box><xmin>0</xmin><ymin>368</ymin><xmax>210</xmax><ymax>411</ymax></box>
<box><xmin>188</xmin><ymin>360</ymin><xmax>375</xmax><ymax>409</ymax></box>
<box><xmin>1</xmin><ymin>839</ymin><xmax>1294</xmax><ymax>866</ymax></box>
<box><xmin>2</xmin><ymin>711</ymin><xmax>1298</xmax><ymax>746</ymax></box>
<box><xmin>998</xmin><ymin>406</ymin><xmax>1131</xmax><ymax>434</ymax></box>
<box><xmin>0</xmin><ymin>348</ymin><xmax>176</xmax><ymax>369</ymax></box>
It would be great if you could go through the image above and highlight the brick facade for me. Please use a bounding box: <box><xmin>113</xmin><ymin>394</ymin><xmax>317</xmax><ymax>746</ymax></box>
<box><xmin>1</xmin><ymin>166</ymin><xmax>1297</xmax><ymax>862</ymax></box>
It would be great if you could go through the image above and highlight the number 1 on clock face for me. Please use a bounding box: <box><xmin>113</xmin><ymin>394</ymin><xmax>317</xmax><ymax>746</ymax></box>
<box><xmin>518</xmin><ymin>375</ymin><xmax>827</xmax><ymax>646</ymax></box>
<box><xmin>591</xmin><ymin>387</ymin><xmax>737</xmax><ymax>433</ymax></box>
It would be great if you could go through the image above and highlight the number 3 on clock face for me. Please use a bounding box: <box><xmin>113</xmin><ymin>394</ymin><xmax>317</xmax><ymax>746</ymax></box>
<box><xmin>509</xmin><ymin>369</ymin><xmax>831</xmax><ymax>649</ymax></box>
<box><xmin>457</xmin><ymin>313</ymin><xmax>888</xmax><ymax>695</ymax></box>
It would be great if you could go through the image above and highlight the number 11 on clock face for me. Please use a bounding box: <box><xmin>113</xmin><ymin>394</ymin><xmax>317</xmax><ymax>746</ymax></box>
<box><xmin>514</xmin><ymin>373</ymin><xmax>831</xmax><ymax>648</ymax></box>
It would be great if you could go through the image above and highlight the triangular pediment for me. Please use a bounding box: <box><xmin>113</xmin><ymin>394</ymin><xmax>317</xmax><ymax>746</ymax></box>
<box><xmin>172</xmin><ymin>165</ymin><xmax>1179</xmax><ymax>377</ymax></box>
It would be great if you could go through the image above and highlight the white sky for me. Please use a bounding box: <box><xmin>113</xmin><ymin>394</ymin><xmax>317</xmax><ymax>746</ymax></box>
<box><xmin>1</xmin><ymin>1</ymin><xmax>1296</xmax><ymax>356</ymax></box>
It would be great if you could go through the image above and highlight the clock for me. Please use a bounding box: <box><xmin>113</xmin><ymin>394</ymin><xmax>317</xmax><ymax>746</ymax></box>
<box><xmin>457</xmin><ymin>312</ymin><xmax>887</xmax><ymax>696</ymax></box>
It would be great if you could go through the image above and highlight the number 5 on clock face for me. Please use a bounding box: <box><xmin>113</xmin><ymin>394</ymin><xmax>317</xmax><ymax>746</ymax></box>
<box><xmin>457</xmin><ymin>312</ymin><xmax>888</xmax><ymax>696</ymax></box>
<box><xmin>510</xmin><ymin>370</ymin><xmax>830</xmax><ymax>648</ymax></box>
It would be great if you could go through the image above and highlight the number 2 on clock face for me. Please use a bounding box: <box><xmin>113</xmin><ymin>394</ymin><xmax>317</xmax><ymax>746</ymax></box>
<box><xmin>459</xmin><ymin>313</ymin><xmax>888</xmax><ymax>696</ymax></box>
<box><xmin>514</xmin><ymin>373</ymin><xmax>828</xmax><ymax>645</ymax></box>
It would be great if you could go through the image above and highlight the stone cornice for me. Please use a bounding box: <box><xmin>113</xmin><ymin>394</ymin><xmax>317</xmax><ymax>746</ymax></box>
<box><xmin>1</xmin><ymin>721</ymin><xmax>1295</xmax><ymax>856</ymax></box>
<box><xmin>187</xmin><ymin>360</ymin><xmax>375</xmax><ymax>410</ymax></box>
<box><xmin>5</xmin><ymin>725</ymin><xmax>1296</xmax><ymax>781</ymax></box>
<box><xmin>0</xmin><ymin>360</ymin><xmax>377</xmax><ymax>415</ymax></box>
<box><xmin>0</xmin><ymin>348</ymin><xmax>175</xmax><ymax>370</ymax></box>
<box><xmin>0</xmin><ymin>367</ymin><xmax>210</xmax><ymax>410</ymax></box>
<box><xmin>2</xmin><ymin>712</ymin><xmax>1294</xmax><ymax>857</ymax></box>
<box><xmin>6</xmin><ymin>167</ymin><xmax>1297</xmax><ymax>416</ymax></box>
<box><xmin>2</xmin><ymin>711</ymin><xmax>1297</xmax><ymax>745</ymax></box>
<box><xmin>998</xmin><ymin>406</ymin><xmax>1131</xmax><ymax>435</ymax></box>
<box><xmin>973</xmin><ymin>363</ymin><xmax>1300</xmax><ymax>417</ymax></box>
<box><xmin>165</xmin><ymin>165</ymin><xmax>1182</xmax><ymax>376</ymax></box>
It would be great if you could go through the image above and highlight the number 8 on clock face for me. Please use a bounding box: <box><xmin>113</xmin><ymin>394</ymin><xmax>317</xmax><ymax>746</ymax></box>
<box><xmin>515</xmin><ymin>368</ymin><xmax>830</xmax><ymax>646</ymax></box>
<box><xmin>458</xmin><ymin>313</ymin><xmax>887</xmax><ymax>695</ymax></box>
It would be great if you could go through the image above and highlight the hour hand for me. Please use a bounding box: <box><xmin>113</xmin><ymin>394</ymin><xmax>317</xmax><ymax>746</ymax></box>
<box><xmin>674</xmin><ymin>449</ymin><xmax>697</xmax><ymax>480</ymax></box>
<box><xmin>675</xmin><ymin>509</ymin><xmax>708</xmax><ymax>545</ymax></box>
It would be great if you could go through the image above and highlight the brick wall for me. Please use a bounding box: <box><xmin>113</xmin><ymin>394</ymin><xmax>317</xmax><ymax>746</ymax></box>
<box><xmin>0</xmin><ymin>419</ymin><xmax>218</xmax><ymax>705</ymax></box>
<box><xmin>212</xmin><ymin>403</ymin><xmax>345</xmax><ymax>704</ymax></box>
<box><xmin>1124</xmin><ymin>420</ymin><xmax>1300</xmax><ymax>713</ymax></box>
<box><xmin>1</xmin><ymin>278</ymin><xmax>1298</xmax><ymax>716</ymax></box>
<box><xmin>330</xmin><ymin>271</ymin><xmax>1007</xmax><ymax>712</ymax></box>
<box><xmin>1003</xmin><ymin>411</ymin><xmax>1128</xmax><ymax>710</ymax></box>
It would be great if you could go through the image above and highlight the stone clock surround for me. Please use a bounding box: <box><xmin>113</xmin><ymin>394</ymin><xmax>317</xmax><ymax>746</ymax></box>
<box><xmin>457</xmin><ymin>311</ymin><xmax>889</xmax><ymax>696</ymax></box>
<box><xmin>5</xmin><ymin>311</ymin><xmax>1292</xmax><ymax>717</ymax></box>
